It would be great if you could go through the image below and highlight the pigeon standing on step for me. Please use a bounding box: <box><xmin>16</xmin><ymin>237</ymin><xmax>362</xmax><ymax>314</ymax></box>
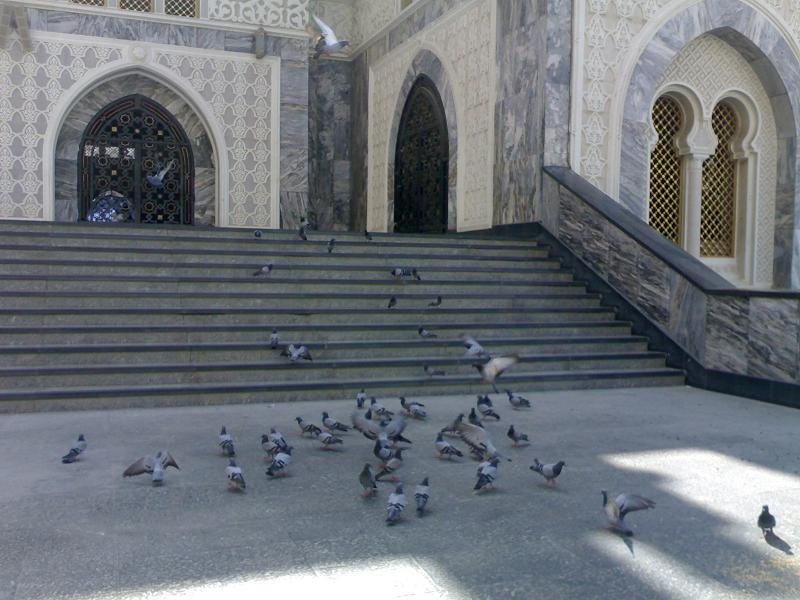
<box><xmin>61</xmin><ymin>435</ymin><xmax>87</xmax><ymax>464</ymax></box>
<box><xmin>270</xmin><ymin>328</ymin><xmax>281</xmax><ymax>350</ymax></box>
<box><xmin>387</xmin><ymin>296</ymin><xmax>397</xmax><ymax>309</ymax></box>
<box><xmin>424</xmin><ymin>365</ymin><xmax>445</xmax><ymax>377</ymax></box>
<box><xmin>415</xmin><ymin>478</ymin><xmax>430</xmax><ymax>516</ymax></box>
<box><xmin>253</xmin><ymin>264</ymin><xmax>273</xmax><ymax>276</ymax></box>
<box><xmin>477</xmin><ymin>395</ymin><xmax>501</xmax><ymax>420</ymax></box>
<box><xmin>315</xmin><ymin>430</ymin><xmax>344</xmax><ymax>450</ymax></box>
<box><xmin>298</xmin><ymin>224</ymin><xmax>308</xmax><ymax>241</ymax></box>
<box><xmin>474</xmin><ymin>458</ymin><xmax>500</xmax><ymax>492</ymax></box>
<box><xmin>475</xmin><ymin>356</ymin><xmax>518</xmax><ymax>392</ymax></box>
<box><xmin>506</xmin><ymin>425</ymin><xmax>529</xmax><ymax>447</ymax></box>
<box><xmin>327</xmin><ymin>238</ymin><xmax>335</xmax><ymax>253</ymax></box>
<box><xmin>356</xmin><ymin>389</ymin><xmax>367</xmax><ymax>409</ymax></box>
<box><xmin>400</xmin><ymin>397</ymin><xmax>427</xmax><ymax>419</ymax></box>
<box><xmin>530</xmin><ymin>459</ymin><xmax>565</xmax><ymax>488</ymax></box>
<box><xmin>758</xmin><ymin>505</ymin><xmax>776</xmax><ymax>534</ymax></box>
<box><xmin>266</xmin><ymin>447</ymin><xmax>292</xmax><ymax>477</ymax></box>
<box><xmin>322</xmin><ymin>412</ymin><xmax>350</xmax><ymax>433</ymax></box>
<box><xmin>435</xmin><ymin>432</ymin><xmax>463</xmax><ymax>459</ymax></box>
<box><xmin>359</xmin><ymin>463</ymin><xmax>378</xmax><ymax>498</ymax></box>
<box><xmin>218</xmin><ymin>426</ymin><xmax>236</xmax><ymax>457</ymax></box>
<box><xmin>253</xmin><ymin>230</ymin><xmax>262</xmax><ymax>238</ymax></box>
<box><xmin>602</xmin><ymin>491</ymin><xmax>656</xmax><ymax>535</ymax></box>
<box><xmin>364</xmin><ymin>229</ymin><xmax>373</xmax><ymax>241</ymax></box>
<box><xmin>295</xmin><ymin>417</ymin><xmax>322</xmax><ymax>437</ymax></box>
<box><xmin>428</xmin><ymin>296</ymin><xmax>442</xmax><ymax>307</ymax></box>
<box><xmin>505</xmin><ymin>389</ymin><xmax>531</xmax><ymax>409</ymax></box>
<box><xmin>123</xmin><ymin>451</ymin><xmax>180</xmax><ymax>486</ymax></box>
<box><xmin>418</xmin><ymin>326</ymin><xmax>437</xmax><ymax>339</ymax></box>
<box><xmin>281</xmin><ymin>344</ymin><xmax>313</xmax><ymax>362</ymax></box>
<box><xmin>225</xmin><ymin>459</ymin><xmax>246</xmax><ymax>491</ymax></box>
<box><xmin>385</xmin><ymin>484</ymin><xmax>406</xmax><ymax>525</ymax></box>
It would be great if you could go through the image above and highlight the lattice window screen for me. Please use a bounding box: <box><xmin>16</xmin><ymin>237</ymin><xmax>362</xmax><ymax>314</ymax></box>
<box><xmin>165</xmin><ymin>0</ymin><xmax>198</xmax><ymax>17</ymax></box>
<box><xmin>70</xmin><ymin>0</ymin><xmax>106</xmax><ymax>6</ymax></box>
<box><xmin>701</xmin><ymin>102</ymin><xmax>738</xmax><ymax>257</ymax></box>
<box><xmin>119</xmin><ymin>0</ymin><xmax>152</xmax><ymax>12</ymax></box>
<box><xmin>648</xmin><ymin>96</ymin><xmax>683</xmax><ymax>245</ymax></box>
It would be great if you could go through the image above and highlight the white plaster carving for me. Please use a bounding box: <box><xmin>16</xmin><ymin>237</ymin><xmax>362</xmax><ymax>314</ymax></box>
<box><xmin>208</xmin><ymin>0</ymin><xmax>310</xmax><ymax>29</ymax></box>
<box><xmin>366</xmin><ymin>0</ymin><xmax>495</xmax><ymax>232</ymax></box>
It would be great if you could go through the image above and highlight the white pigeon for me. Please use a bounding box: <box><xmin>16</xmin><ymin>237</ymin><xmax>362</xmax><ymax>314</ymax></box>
<box><xmin>123</xmin><ymin>451</ymin><xmax>180</xmax><ymax>485</ymax></box>
<box><xmin>386</xmin><ymin>484</ymin><xmax>406</xmax><ymax>525</ymax></box>
<box><xmin>225</xmin><ymin>458</ymin><xmax>246</xmax><ymax>491</ymax></box>
<box><xmin>61</xmin><ymin>434</ymin><xmax>87</xmax><ymax>464</ymax></box>
<box><xmin>266</xmin><ymin>448</ymin><xmax>292</xmax><ymax>477</ymax></box>
<box><xmin>218</xmin><ymin>426</ymin><xmax>236</xmax><ymax>457</ymax></box>
<box><xmin>435</xmin><ymin>431</ymin><xmax>463</xmax><ymax>459</ymax></box>
<box><xmin>602</xmin><ymin>490</ymin><xmax>656</xmax><ymax>535</ymax></box>
<box><xmin>474</xmin><ymin>458</ymin><xmax>500</xmax><ymax>492</ymax></box>
<box><xmin>414</xmin><ymin>478</ymin><xmax>430</xmax><ymax>516</ymax></box>
<box><xmin>311</xmin><ymin>15</ymin><xmax>350</xmax><ymax>58</ymax></box>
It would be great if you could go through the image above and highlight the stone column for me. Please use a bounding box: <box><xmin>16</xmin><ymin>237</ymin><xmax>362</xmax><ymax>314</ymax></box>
<box><xmin>680</xmin><ymin>154</ymin><xmax>708</xmax><ymax>257</ymax></box>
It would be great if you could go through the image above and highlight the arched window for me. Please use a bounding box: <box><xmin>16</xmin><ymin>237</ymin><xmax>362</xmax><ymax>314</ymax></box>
<box><xmin>648</xmin><ymin>96</ymin><xmax>683</xmax><ymax>245</ymax></box>
<box><xmin>701</xmin><ymin>102</ymin><xmax>738</xmax><ymax>257</ymax></box>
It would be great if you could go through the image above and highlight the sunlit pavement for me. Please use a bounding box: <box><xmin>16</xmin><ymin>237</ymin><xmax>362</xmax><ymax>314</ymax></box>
<box><xmin>0</xmin><ymin>386</ymin><xmax>798</xmax><ymax>599</ymax></box>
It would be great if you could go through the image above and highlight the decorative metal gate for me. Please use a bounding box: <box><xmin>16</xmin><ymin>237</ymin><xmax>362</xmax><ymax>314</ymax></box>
<box><xmin>79</xmin><ymin>94</ymin><xmax>194</xmax><ymax>225</ymax></box>
<box><xmin>393</xmin><ymin>76</ymin><xmax>449</xmax><ymax>233</ymax></box>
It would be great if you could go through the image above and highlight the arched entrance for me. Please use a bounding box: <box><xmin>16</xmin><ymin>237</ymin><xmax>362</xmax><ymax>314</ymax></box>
<box><xmin>393</xmin><ymin>76</ymin><xmax>449</xmax><ymax>233</ymax></box>
<box><xmin>78</xmin><ymin>94</ymin><xmax>195</xmax><ymax>225</ymax></box>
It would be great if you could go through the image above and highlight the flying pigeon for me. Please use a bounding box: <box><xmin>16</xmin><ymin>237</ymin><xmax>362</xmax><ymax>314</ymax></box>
<box><xmin>468</xmin><ymin>407</ymin><xmax>483</xmax><ymax>428</ymax></box>
<box><xmin>505</xmin><ymin>389</ymin><xmax>531</xmax><ymax>409</ymax></box>
<box><xmin>295</xmin><ymin>417</ymin><xmax>322</xmax><ymax>437</ymax></box>
<box><xmin>463</xmin><ymin>335</ymin><xmax>489</xmax><ymax>359</ymax></box>
<box><xmin>369</xmin><ymin>397</ymin><xmax>394</xmax><ymax>419</ymax></box>
<box><xmin>428</xmin><ymin>296</ymin><xmax>442</xmax><ymax>307</ymax></box>
<box><xmin>435</xmin><ymin>432</ymin><xmax>463</xmax><ymax>459</ymax></box>
<box><xmin>424</xmin><ymin>365</ymin><xmax>445</xmax><ymax>377</ymax></box>
<box><xmin>387</xmin><ymin>296</ymin><xmax>397</xmax><ymax>309</ymax></box>
<box><xmin>298</xmin><ymin>224</ymin><xmax>308</xmax><ymax>241</ymax></box>
<box><xmin>475</xmin><ymin>355</ymin><xmax>518</xmax><ymax>392</ymax></box>
<box><xmin>61</xmin><ymin>434</ymin><xmax>87</xmax><ymax>464</ymax></box>
<box><xmin>451</xmin><ymin>417</ymin><xmax>507</xmax><ymax>463</ymax></box>
<box><xmin>415</xmin><ymin>478</ymin><xmax>430</xmax><ymax>516</ymax></box>
<box><xmin>266</xmin><ymin>447</ymin><xmax>292</xmax><ymax>477</ymax></box>
<box><xmin>218</xmin><ymin>426</ymin><xmax>236</xmax><ymax>457</ymax></box>
<box><xmin>530</xmin><ymin>458</ymin><xmax>565</xmax><ymax>488</ymax></box>
<box><xmin>477</xmin><ymin>395</ymin><xmax>501</xmax><ymax>420</ymax></box>
<box><xmin>418</xmin><ymin>326</ymin><xmax>437</xmax><ymax>338</ymax></box>
<box><xmin>364</xmin><ymin>229</ymin><xmax>373</xmax><ymax>241</ymax></box>
<box><xmin>225</xmin><ymin>458</ymin><xmax>246</xmax><ymax>491</ymax></box>
<box><xmin>281</xmin><ymin>344</ymin><xmax>313</xmax><ymax>362</ymax></box>
<box><xmin>375</xmin><ymin>448</ymin><xmax>404</xmax><ymax>481</ymax></box>
<box><xmin>311</xmin><ymin>14</ymin><xmax>350</xmax><ymax>59</ymax></box>
<box><xmin>327</xmin><ymin>238</ymin><xmax>335</xmax><ymax>253</ymax></box>
<box><xmin>506</xmin><ymin>425</ymin><xmax>529</xmax><ymax>447</ymax></box>
<box><xmin>359</xmin><ymin>463</ymin><xmax>378</xmax><ymax>498</ymax></box>
<box><xmin>322</xmin><ymin>412</ymin><xmax>350</xmax><ymax>433</ymax></box>
<box><xmin>758</xmin><ymin>505</ymin><xmax>776</xmax><ymax>534</ymax></box>
<box><xmin>356</xmin><ymin>389</ymin><xmax>367</xmax><ymax>408</ymax></box>
<box><xmin>270</xmin><ymin>328</ymin><xmax>281</xmax><ymax>349</ymax></box>
<box><xmin>123</xmin><ymin>451</ymin><xmax>180</xmax><ymax>485</ymax></box>
<box><xmin>386</xmin><ymin>484</ymin><xmax>406</xmax><ymax>525</ymax></box>
<box><xmin>146</xmin><ymin>160</ymin><xmax>174</xmax><ymax>188</ymax></box>
<box><xmin>474</xmin><ymin>458</ymin><xmax>500</xmax><ymax>492</ymax></box>
<box><xmin>400</xmin><ymin>397</ymin><xmax>427</xmax><ymax>419</ymax></box>
<box><xmin>440</xmin><ymin>413</ymin><xmax>464</xmax><ymax>436</ymax></box>
<box><xmin>315</xmin><ymin>430</ymin><xmax>344</xmax><ymax>450</ymax></box>
<box><xmin>602</xmin><ymin>491</ymin><xmax>656</xmax><ymax>535</ymax></box>
<box><xmin>253</xmin><ymin>264</ymin><xmax>273</xmax><ymax>277</ymax></box>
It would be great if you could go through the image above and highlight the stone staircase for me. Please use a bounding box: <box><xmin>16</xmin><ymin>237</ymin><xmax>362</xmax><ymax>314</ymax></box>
<box><xmin>0</xmin><ymin>221</ymin><xmax>685</xmax><ymax>411</ymax></box>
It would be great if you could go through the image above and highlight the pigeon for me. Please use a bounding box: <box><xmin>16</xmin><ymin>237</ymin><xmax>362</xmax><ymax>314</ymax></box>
<box><xmin>123</xmin><ymin>451</ymin><xmax>180</xmax><ymax>485</ymax></box>
<box><xmin>387</xmin><ymin>296</ymin><xmax>397</xmax><ymax>309</ymax></box>
<box><xmin>530</xmin><ymin>459</ymin><xmax>565</xmax><ymax>487</ymax></box>
<box><xmin>315</xmin><ymin>430</ymin><xmax>344</xmax><ymax>450</ymax></box>
<box><xmin>400</xmin><ymin>397</ymin><xmax>427</xmax><ymax>419</ymax></box>
<box><xmin>373</xmin><ymin>435</ymin><xmax>394</xmax><ymax>463</ymax></box>
<box><xmin>352</xmin><ymin>410</ymin><xmax>411</xmax><ymax>444</ymax></box>
<box><xmin>602</xmin><ymin>491</ymin><xmax>656</xmax><ymax>535</ymax></box>
<box><xmin>758</xmin><ymin>505</ymin><xmax>776</xmax><ymax>534</ymax></box>
<box><xmin>359</xmin><ymin>463</ymin><xmax>378</xmax><ymax>498</ymax></box>
<box><xmin>298</xmin><ymin>224</ymin><xmax>308</xmax><ymax>241</ymax></box>
<box><xmin>475</xmin><ymin>355</ymin><xmax>518</xmax><ymax>392</ymax></box>
<box><xmin>506</xmin><ymin>425</ymin><xmax>529</xmax><ymax>446</ymax></box>
<box><xmin>418</xmin><ymin>326</ymin><xmax>437</xmax><ymax>338</ymax></box>
<box><xmin>435</xmin><ymin>432</ymin><xmax>463</xmax><ymax>459</ymax></box>
<box><xmin>414</xmin><ymin>478</ymin><xmax>430</xmax><ymax>516</ymax></box>
<box><xmin>261</xmin><ymin>434</ymin><xmax>286</xmax><ymax>458</ymax></box>
<box><xmin>463</xmin><ymin>335</ymin><xmax>489</xmax><ymax>358</ymax></box>
<box><xmin>477</xmin><ymin>395</ymin><xmax>501</xmax><ymax>420</ymax></box>
<box><xmin>474</xmin><ymin>458</ymin><xmax>500</xmax><ymax>492</ymax></box>
<box><xmin>253</xmin><ymin>229</ymin><xmax>262</xmax><ymax>238</ymax></box>
<box><xmin>369</xmin><ymin>397</ymin><xmax>394</xmax><ymax>419</ymax></box>
<box><xmin>311</xmin><ymin>14</ymin><xmax>350</xmax><ymax>59</ymax></box>
<box><xmin>322</xmin><ymin>412</ymin><xmax>350</xmax><ymax>433</ymax></box>
<box><xmin>61</xmin><ymin>434</ymin><xmax>87</xmax><ymax>464</ymax></box>
<box><xmin>266</xmin><ymin>447</ymin><xmax>292</xmax><ymax>477</ymax></box>
<box><xmin>451</xmin><ymin>418</ymin><xmax>507</xmax><ymax>463</ymax></box>
<box><xmin>375</xmin><ymin>448</ymin><xmax>404</xmax><ymax>481</ymax></box>
<box><xmin>269</xmin><ymin>428</ymin><xmax>288</xmax><ymax>449</ymax></box>
<box><xmin>281</xmin><ymin>344</ymin><xmax>313</xmax><ymax>362</ymax></box>
<box><xmin>146</xmin><ymin>160</ymin><xmax>174</xmax><ymax>188</ymax></box>
<box><xmin>505</xmin><ymin>389</ymin><xmax>531</xmax><ymax>409</ymax></box>
<box><xmin>424</xmin><ymin>365</ymin><xmax>445</xmax><ymax>377</ymax></box>
<box><xmin>391</xmin><ymin>267</ymin><xmax>421</xmax><ymax>281</ymax></box>
<box><xmin>225</xmin><ymin>458</ymin><xmax>246</xmax><ymax>491</ymax></box>
<box><xmin>356</xmin><ymin>389</ymin><xmax>367</xmax><ymax>409</ymax></box>
<box><xmin>364</xmin><ymin>229</ymin><xmax>373</xmax><ymax>241</ymax></box>
<box><xmin>253</xmin><ymin>264</ymin><xmax>273</xmax><ymax>276</ymax></box>
<box><xmin>270</xmin><ymin>328</ymin><xmax>281</xmax><ymax>349</ymax></box>
<box><xmin>218</xmin><ymin>426</ymin><xmax>236</xmax><ymax>457</ymax></box>
<box><xmin>295</xmin><ymin>417</ymin><xmax>322</xmax><ymax>437</ymax></box>
<box><xmin>468</xmin><ymin>407</ymin><xmax>484</xmax><ymax>428</ymax></box>
<box><xmin>326</xmin><ymin>238</ymin><xmax>335</xmax><ymax>253</ymax></box>
<box><xmin>428</xmin><ymin>296</ymin><xmax>442</xmax><ymax>307</ymax></box>
<box><xmin>386</xmin><ymin>484</ymin><xmax>406</xmax><ymax>525</ymax></box>
<box><xmin>441</xmin><ymin>413</ymin><xmax>464</xmax><ymax>436</ymax></box>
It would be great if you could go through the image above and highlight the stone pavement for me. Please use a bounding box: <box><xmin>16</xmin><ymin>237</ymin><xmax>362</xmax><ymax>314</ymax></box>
<box><xmin>0</xmin><ymin>386</ymin><xmax>798</xmax><ymax>599</ymax></box>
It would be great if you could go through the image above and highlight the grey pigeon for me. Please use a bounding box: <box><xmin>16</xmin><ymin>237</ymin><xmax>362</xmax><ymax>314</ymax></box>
<box><xmin>400</xmin><ymin>397</ymin><xmax>427</xmax><ymax>419</ymax></box>
<box><xmin>468</xmin><ymin>407</ymin><xmax>483</xmax><ymax>428</ymax></box>
<box><xmin>375</xmin><ymin>448</ymin><xmax>404</xmax><ymax>481</ymax></box>
<box><xmin>315</xmin><ymin>430</ymin><xmax>344</xmax><ymax>450</ymax></box>
<box><xmin>327</xmin><ymin>238</ymin><xmax>335</xmax><ymax>253</ymax></box>
<box><xmin>225</xmin><ymin>458</ymin><xmax>246</xmax><ymax>491</ymax></box>
<box><xmin>123</xmin><ymin>451</ymin><xmax>179</xmax><ymax>485</ymax></box>
<box><xmin>435</xmin><ymin>431</ymin><xmax>463</xmax><ymax>459</ymax></box>
<box><xmin>602</xmin><ymin>491</ymin><xmax>656</xmax><ymax>535</ymax></box>
<box><xmin>463</xmin><ymin>335</ymin><xmax>489</xmax><ymax>358</ymax></box>
<box><xmin>506</xmin><ymin>425</ymin><xmax>529</xmax><ymax>446</ymax></box>
<box><xmin>373</xmin><ymin>435</ymin><xmax>394</xmax><ymax>463</ymax></box>
<box><xmin>311</xmin><ymin>14</ymin><xmax>350</xmax><ymax>59</ymax></box>
<box><xmin>295</xmin><ymin>417</ymin><xmax>322</xmax><ymax>437</ymax></box>
<box><xmin>758</xmin><ymin>505</ymin><xmax>776</xmax><ymax>534</ymax></box>
<box><xmin>298</xmin><ymin>224</ymin><xmax>308</xmax><ymax>241</ymax></box>
<box><xmin>253</xmin><ymin>264</ymin><xmax>273</xmax><ymax>276</ymax></box>
<box><xmin>322</xmin><ymin>412</ymin><xmax>350</xmax><ymax>432</ymax></box>
<box><xmin>505</xmin><ymin>389</ymin><xmax>531</xmax><ymax>409</ymax></box>
<box><xmin>61</xmin><ymin>434</ymin><xmax>87</xmax><ymax>464</ymax></box>
<box><xmin>386</xmin><ymin>484</ymin><xmax>406</xmax><ymax>525</ymax></box>
<box><xmin>415</xmin><ymin>478</ymin><xmax>430</xmax><ymax>516</ymax></box>
<box><xmin>424</xmin><ymin>365</ymin><xmax>445</xmax><ymax>377</ymax></box>
<box><xmin>261</xmin><ymin>433</ymin><xmax>286</xmax><ymax>457</ymax></box>
<box><xmin>266</xmin><ymin>447</ymin><xmax>292</xmax><ymax>477</ymax></box>
<box><xmin>477</xmin><ymin>395</ymin><xmax>500</xmax><ymax>420</ymax></box>
<box><xmin>387</xmin><ymin>296</ymin><xmax>397</xmax><ymax>309</ymax></box>
<box><xmin>359</xmin><ymin>463</ymin><xmax>377</xmax><ymax>498</ymax></box>
<box><xmin>418</xmin><ymin>326</ymin><xmax>437</xmax><ymax>338</ymax></box>
<box><xmin>475</xmin><ymin>355</ymin><xmax>518</xmax><ymax>392</ymax></box>
<box><xmin>428</xmin><ymin>296</ymin><xmax>442</xmax><ymax>307</ymax></box>
<box><xmin>452</xmin><ymin>418</ymin><xmax>508</xmax><ymax>463</ymax></box>
<box><xmin>530</xmin><ymin>458</ymin><xmax>565</xmax><ymax>487</ymax></box>
<box><xmin>356</xmin><ymin>389</ymin><xmax>367</xmax><ymax>408</ymax></box>
<box><xmin>474</xmin><ymin>458</ymin><xmax>500</xmax><ymax>492</ymax></box>
<box><xmin>364</xmin><ymin>229</ymin><xmax>372</xmax><ymax>241</ymax></box>
<box><xmin>270</xmin><ymin>328</ymin><xmax>281</xmax><ymax>349</ymax></box>
<box><xmin>146</xmin><ymin>160</ymin><xmax>174</xmax><ymax>188</ymax></box>
<box><xmin>268</xmin><ymin>428</ymin><xmax>288</xmax><ymax>450</ymax></box>
<box><xmin>441</xmin><ymin>414</ymin><xmax>464</xmax><ymax>436</ymax></box>
<box><xmin>253</xmin><ymin>230</ymin><xmax>262</xmax><ymax>238</ymax></box>
<box><xmin>369</xmin><ymin>397</ymin><xmax>394</xmax><ymax>419</ymax></box>
<box><xmin>281</xmin><ymin>344</ymin><xmax>312</xmax><ymax>362</ymax></box>
<box><xmin>218</xmin><ymin>426</ymin><xmax>236</xmax><ymax>457</ymax></box>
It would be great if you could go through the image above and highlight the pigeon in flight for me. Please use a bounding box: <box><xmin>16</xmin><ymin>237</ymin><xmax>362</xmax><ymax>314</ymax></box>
<box><xmin>418</xmin><ymin>326</ymin><xmax>437</xmax><ymax>339</ymax></box>
<box><xmin>387</xmin><ymin>296</ymin><xmax>397</xmax><ymax>309</ymax></box>
<box><xmin>475</xmin><ymin>355</ymin><xmax>518</xmax><ymax>392</ymax></box>
<box><xmin>315</xmin><ymin>430</ymin><xmax>344</xmax><ymax>450</ymax></box>
<box><xmin>281</xmin><ymin>344</ymin><xmax>313</xmax><ymax>362</ymax></box>
<box><xmin>356</xmin><ymin>389</ymin><xmax>367</xmax><ymax>408</ymax></box>
<box><xmin>758</xmin><ymin>505</ymin><xmax>776</xmax><ymax>534</ymax></box>
<box><xmin>415</xmin><ymin>478</ymin><xmax>430</xmax><ymax>516</ymax></box>
<box><xmin>225</xmin><ymin>458</ymin><xmax>246</xmax><ymax>492</ymax></box>
<box><xmin>218</xmin><ymin>426</ymin><xmax>236</xmax><ymax>457</ymax></box>
<box><xmin>322</xmin><ymin>412</ymin><xmax>350</xmax><ymax>433</ymax></box>
<box><xmin>364</xmin><ymin>229</ymin><xmax>372</xmax><ymax>241</ymax></box>
<box><xmin>400</xmin><ymin>397</ymin><xmax>427</xmax><ymax>419</ymax></box>
<box><xmin>530</xmin><ymin>459</ymin><xmax>565</xmax><ymax>488</ymax></box>
<box><xmin>298</xmin><ymin>224</ymin><xmax>308</xmax><ymax>241</ymax></box>
<box><xmin>375</xmin><ymin>448</ymin><xmax>404</xmax><ymax>481</ymax></box>
<box><xmin>435</xmin><ymin>432</ymin><xmax>463</xmax><ymax>459</ymax></box>
<box><xmin>602</xmin><ymin>491</ymin><xmax>656</xmax><ymax>536</ymax></box>
<box><xmin>270</xmin><ymin>328</ymin><xmax>281</xmax><ymax>350</ymax></box>
<box><xmin>505</xmin><ymin>389</ymin><xmax>531</xmax><ymax>409</ymax></box>
<box><xmin>428</xmin><ymin>296</ymin><xmax>442</xmax><ymax>307</ymax></box>
<box><xmin>311</xmin><ymin>14</ymin><xmax>350</xmax><ymax>59</ymax></box>
<box><xmin>146</xmin><ymin>160</ymin><xmax>174</xmax><ymax>188</ymax></box>
<box><xmin>440</xmin><ymin>413</ymin><xmax>464</xmax><ymax>437</ymax></box>
<box><xmin>386</xmin><ymin>484</ymin><xmax>406</xmax><ymax>525</ymax></box>
<box><xmin>452</xmin><ymin>418</ymin><xmax>507</xmax><ymax>463</ymax></box>
<box><xmin>123</xmin><ymin>451</ymin><xmax>180</xmax><ymax>485</ymax></box>
<box><xmin>295</xmin><ymin>417</ymin><xmax>322</xmax><ymax>437</ymax></box>
<box><xmin>61</xmin><ymin>434</ymin><xmax>87</xmax><ymax>464</ymax></box>
<box><xmin>506</xmin><ymin>425</ymin><xmax>529</xmax><ymax>447</ymax></box>
<box><xmin>359</xmin><ymin>463</ymin><xmax>378</xmax><ymax>498</ymax></box>
<box><xmin>424</xmin><ymin>365</ymin><xmax>445</xmax><ymax>377</ymax></box>
<box><xmin>266</xmin><ymin>447</ymin><xmax>292</xmax><ymax>477</ymax></box>
<box><xmin>253</xmin><ymin>264</ymin><xmax>273</xmax><ymax>277</ymax></box>
<box><xmin>463</xmin><ymin>335</ymin><xmax>489</xmax><ymax>359</ymax></box>
<box><xmin>474</xmin><ymin>458</ymin><xmax>500</xmax><ymax>492</ymax></box>
<box><xmin>327</xmin><ymin>238</ymin><xmax>335</xmax><ymax>253</ymax></box>
<box><xmin>477</xmin><ymin>395</ymin><xmax>500</xmax><ymax>420</ymax></box>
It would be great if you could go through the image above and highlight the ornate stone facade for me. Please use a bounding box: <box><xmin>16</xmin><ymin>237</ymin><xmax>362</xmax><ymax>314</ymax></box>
<box><xmin>208</xmin><ymin>0</ymin><xmax>310</xmax><ymax>29</ymax></box>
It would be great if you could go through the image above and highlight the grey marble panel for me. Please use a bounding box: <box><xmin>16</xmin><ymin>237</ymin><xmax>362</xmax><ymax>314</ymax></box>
<box><xmin>668</xmin><ymin>273</ymin><xmax>707</xmax><ymax>360</ymax></box>
<box><xmin>705</xmin><ymin>295</ymin><xmax>750</xmax><ymax>373</ymax></box>
<box><xmin>746</xmin><ymin>297</ymin><xmax>800</xmax><ymax>382</ymax></box>
<box><xmin>636</xmin><ymin>247</ymin><xmax>672</xmax><ymax>328</ymax></box>
<box><xmin>607</xmin><ymin>226</ymin><xmax>641</xmax><ymax>305</ymax></box>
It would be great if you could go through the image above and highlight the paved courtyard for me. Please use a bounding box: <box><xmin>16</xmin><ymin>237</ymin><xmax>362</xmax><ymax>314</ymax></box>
<box><xmin>0</xmin><ymin>386</ymin><xmax>798</xmax><ymax>599</ymax></box>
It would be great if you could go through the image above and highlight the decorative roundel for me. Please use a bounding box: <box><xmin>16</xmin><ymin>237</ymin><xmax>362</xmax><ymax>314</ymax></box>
<box><xmin>167</xmin><ymin>141</ymin><xmax>176</xmax><ymax>150</ymax></box>
<box><xmin>165</xmin><ymin>202</ymin><xmax>177</xmax><ymax>213</ymax></box>
<box><xmin>119</xmin><ymin>176</ymin><xmax>132</xmax><ymax>190</ymax></box>
<box><xmin>97</xmin><ymin>156</ymin><xmax>108</xmax><ymax>168</ymax></box>
<box><xmin>119</xmin><ymin>113</ymin><xmax>132</xmax><ymax>125</ymax></box>
<box><xmin>143</xmin><ymin>201</ymin><xmax>156</xmax><ymax>212</ymax></box>
<box><xmin>166</xmin><ymin>180</ymin><xmax>178</xmax><ymax>193</ymax></box>
<box><xmin>144</xmin><ymin>140</ymin><xmax>154</xmax><ymax>148</ymax></box>
<box><xmin>98</xmin><ymin>136</ymin><xmax>108</xmax><ymax>146</ymax></box>
<box><xmin>143</xmin><ymin>115</ymin><xmax>155</xmax><ymax>127</ymax></box>
<box><xmin>95</xmin><ymin>176</ymin><xmax>109</xmax><ymax>189</ymax></box>
<box><xmin>119</xmin><ymin>136</ymin><xmax>130</xmax><ymax>147</ymax></box>
<box><xmin>120</xmin><ymin>157</ymin><xmax>132</xmax><ymax>168</ymax></box>
<box><xmin>143</xmin><ymin>158</ymin><xmax>155</xmax><ymax>170</ymax></box>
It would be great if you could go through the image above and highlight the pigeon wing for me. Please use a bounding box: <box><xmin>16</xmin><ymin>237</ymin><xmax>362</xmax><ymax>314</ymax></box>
<box><xmin>616</xmin><ymin>494</ymin><xmax>655</xmax><ymax>517</ymax></box>
<box><xmin>454</xmin><ymin>421</ymin><xmax>490</xmax><ymax>453</ymax></box>
<box><xmin>351</xmin><ymin>411</ymin><xmax>381</xmax><ymax>437</ymax></box>
<box><xmin>483</xmin><ymin>355</ymin><xmax>518</xmax><ymax>379</ymax></box>
<box><xmin>313</xmin><ymin>15</ymin><xmax>339</xmax><ymax>44</ymax></box>
<box><xmin>123</xmin><ymin>456</ymin><xmax>153</xmax><ymax>477</ymax></box>
<box><xmin>160</xmin><ymin>451</ymin><xmax>180</xmax><ymax>470</ymax></box>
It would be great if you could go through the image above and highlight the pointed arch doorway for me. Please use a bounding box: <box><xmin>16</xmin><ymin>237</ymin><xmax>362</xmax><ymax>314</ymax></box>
<box><xmin>393</xmin><ymin>76</ymin><xmax>449</xmax><ymax>233</ymax></box>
